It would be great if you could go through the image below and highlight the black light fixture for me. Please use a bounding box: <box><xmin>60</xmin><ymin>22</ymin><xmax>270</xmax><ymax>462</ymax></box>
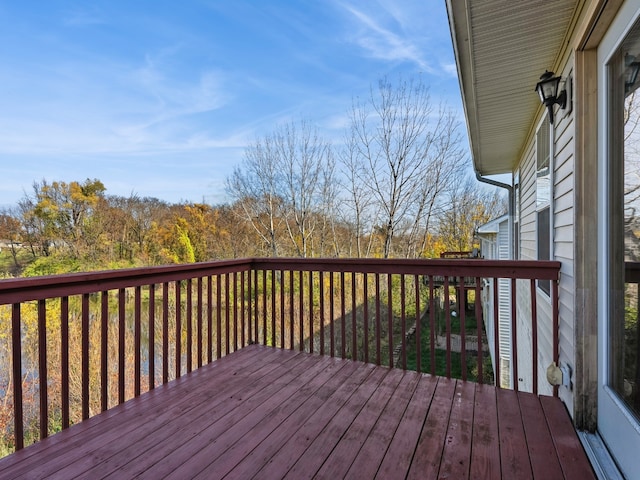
<box><xmin>625</xmin><ymin>54</ymin><xmax>640</xmax><ymax>94</ymax></box>
<box><xmin>535</xmin><ymin>70</ymin><xmax>567</xmax><ymax>125</ymax></box>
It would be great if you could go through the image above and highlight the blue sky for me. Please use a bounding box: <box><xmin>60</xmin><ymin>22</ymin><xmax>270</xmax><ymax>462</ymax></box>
<box><xmin>0</xmin><ymin>0</ymin><xmax>462</xmax><ymax>208</ymax></box>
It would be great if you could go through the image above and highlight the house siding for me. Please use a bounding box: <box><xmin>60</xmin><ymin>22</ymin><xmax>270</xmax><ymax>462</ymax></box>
<box><xmin>479</xmin><ymin>217</ymin><xmax>512</xmax><ymax>388</ymax></box>
<box><xmin>516</xmin><ymin>141</ymin><xmax>537</xmax><ymax>392</ymax></box>
<box><xmin>497</xmin><ymin>221</ymin><xmax>512</xmax><ymax>388</ymax></box>
<box><xmin>448</xmin><ymin>0</ymin><xmax>640</xmax><ymax>470</ymax></box>
<box><xmin>514</xmin><ymin>59</ymin><xmax>576</xmax><ymax>407</ymax></box>
<box><xmin>554</xmin><ymin>60</ymin><xmax>576</xmax><ymax>410</ymax></box>
<box><xmin>519</xmin><ymin>143</ymin><xmax>537</xmax><ymax>262</ymax></box>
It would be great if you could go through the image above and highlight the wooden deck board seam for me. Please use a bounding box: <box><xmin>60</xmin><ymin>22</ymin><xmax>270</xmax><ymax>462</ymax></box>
<box><xmin>314</xmin><ymin>367</ymin><xmax>407</xmax><ymax>478</ymax></box>
<box><xmin>351</xmin><ymin>371</ymin><xmax>422</xmax><ymax>479</ymax></box>
<box><xmin>245</xmin><ymin>362</ymin><xmax>379</xmax><ymax>479</ymax></box>
<box><xmin>282</xmin><ymin>366</ymin><xmax>390</xmax><ymax>479</ymax></box>
<box><xmin>96</xmin><ymin>353</ymin><xmax>334</xmax><ymax>479</ymax></box>
<box><xmin>179</xmin><ymin>357</ymin><xmax>355</xmax><ymax>479</ymax></box>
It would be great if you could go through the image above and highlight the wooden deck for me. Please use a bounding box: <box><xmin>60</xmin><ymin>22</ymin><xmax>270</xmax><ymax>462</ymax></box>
<box><xmin>0</xmin><ymin>345</ymin><xmax>594</xmax><ymax>479</ymax></box>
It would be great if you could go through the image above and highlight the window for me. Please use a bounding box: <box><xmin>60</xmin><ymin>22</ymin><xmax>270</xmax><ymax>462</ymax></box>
<box><xmin>536</xmin><ymin>116</ymin><xmax>551</xmax><ymax>295</ymax></box>
<box><xmin>607</xmin><ymin>27</ymin><xmax>640</xmax><ymax>421</ymax></box>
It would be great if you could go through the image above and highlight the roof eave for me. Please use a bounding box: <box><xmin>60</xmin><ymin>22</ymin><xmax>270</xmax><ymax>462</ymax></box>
<box><xmin>446</xmin><ymin>0</ymin><xmax>580</xmax><ymax>176</ymax></box>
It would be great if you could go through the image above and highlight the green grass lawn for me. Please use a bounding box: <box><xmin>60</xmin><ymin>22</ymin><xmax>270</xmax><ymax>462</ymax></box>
<box><xmin>0</xmin><ymin>248</ymin><xmax>33</xmax><ymax>277</ymax></box>
<box><xmin>405</xmin><ymin>303</ymin><xmax>494</xmax><ymax>384</ymax></box>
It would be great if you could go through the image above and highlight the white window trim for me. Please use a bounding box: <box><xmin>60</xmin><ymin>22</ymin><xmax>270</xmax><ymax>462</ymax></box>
<box><xmin>535</xmin><ymin>114</ymin><xmax>554</xmax><ymax>296</ymax></box>
<box><xmin>596</xmin><ymin>4</ymin><xmax>640</xmax><ymax>477</ymax></box>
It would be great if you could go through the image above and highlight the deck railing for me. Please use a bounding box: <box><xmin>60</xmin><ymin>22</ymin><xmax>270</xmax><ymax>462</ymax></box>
<box><xmin>0</xmin><ymin>257</ymin><xmax>560</xmax><ymax>453</ymax></box>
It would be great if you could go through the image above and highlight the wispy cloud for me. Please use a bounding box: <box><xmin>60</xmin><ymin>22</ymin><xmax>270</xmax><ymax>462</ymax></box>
<box><xmin>0</xmin><ymin>0</ymin><xmax>462</xmax><ymax>207</ymax></box>
<box><xmin>124</xmin><ymin>62</ymin><xmax>231</xmax><ymax>132</ymax></box>
<box><xmin>0</xmin><ymin>43</ymin><xmax>237</xmax><ymax>158</ymax></box>
<box><xmin>337</xmin><ymin>1</ymin><xmax>434</xmax><ymax>73</ymax></box>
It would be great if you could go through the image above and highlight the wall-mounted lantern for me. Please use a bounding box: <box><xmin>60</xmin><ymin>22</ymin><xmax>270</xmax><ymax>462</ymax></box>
<box><xmin>535</xmin><ymin>70</ymin><xmax>567</xmax><ymax>125</ymax></box>
<box><xmin>625</xmin><ymin>54</ymin><xmax>640</xmax><ymax>94</ymax></box>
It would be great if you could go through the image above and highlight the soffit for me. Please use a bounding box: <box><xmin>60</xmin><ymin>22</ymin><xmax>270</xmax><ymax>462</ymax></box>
<box><xmin>447</xmin><ymin>0</ymin><xmax>579</xmax><ymax>175</ymax></box>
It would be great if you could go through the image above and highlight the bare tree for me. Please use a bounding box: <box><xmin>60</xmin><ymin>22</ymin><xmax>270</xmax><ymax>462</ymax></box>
<box><xmin>278</xmin><ymin>120</ymin><xmax>333</xmax><ymax>258</ymax></box>
<box><xmin>624</xmin><ymin>91</ymin><xmax>640</xmax><ymax>231</ymax></box>
<box><xmin>410</xmin><ymin>108</ymin><xmax>466</xmax><ymax>257</ymax></box>
<box><xmin>338</xmin><ymin>124</ymin><xmax>379</xmax><ymax>258</ymax></box>
<box><xmin>316</xmin><ymin>151</ymin><xmax>341</xmax><ymax>257</ymax></box>
<box><xmin>226</xmin><ymin>136</ymin><xmax>285</xmax><ymax>256</ymax></box>
<box><xmin>346</xmin><ymin>75</ymin><xmax>466</xmax><ymax>258</ymax></box>
<box><xmin>226</xmin><ymin>119</ymin><xmax>333</xmax><ymax>257</ymax></box>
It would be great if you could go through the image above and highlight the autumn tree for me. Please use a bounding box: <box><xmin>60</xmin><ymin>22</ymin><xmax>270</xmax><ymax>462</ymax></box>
<box><xmin>96</xmin><ymin>195</ymin><xmax>168</xmax><ymax>264</ymax></box>
<box><xmin>19</xmin><ymin>179</ymin><xmax>106</xmax><ymax>258</ymax></box>
<box><xmin>0</xmin><ymin>209</ymin><xmax>22</xmax><ymax>270</ymax></box>
<box><xmin>160</xmin><ymin>217</ymin><xmax>197</xmax><ymax>264</ymax></box>
<box><xmin>437</xmin><ymin>179</ymin><xmax>507</xmax><ymax>253</ymax></box>
<box><xmin>214</xmin><ymin>202</ymin><xmax>262</xmax><ymax>258</ymax></box>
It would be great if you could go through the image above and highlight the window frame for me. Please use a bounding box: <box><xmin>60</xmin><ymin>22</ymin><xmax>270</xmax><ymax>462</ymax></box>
<box><xmin>536</xmin><ymin>115</ymin><xmax>552</xmax><ymax>296</ymax></box>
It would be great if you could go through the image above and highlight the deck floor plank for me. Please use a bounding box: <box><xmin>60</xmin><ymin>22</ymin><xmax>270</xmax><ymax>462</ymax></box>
<box><xmin>313</xmin><ymin>367</ymin><xmax>406</xmax><ymax>479</ymax></box>
<box><xmin>283</xmin><ymin>367</ymin><xmax>389</xmax><ymax>479</ymax></box>
<box><xmin>540</xmin><ymin>395</ymin><xmax>596</xmax><ymax>479</ymax></box>
<box><xmin>406</xmin><ymin>377</ymin><xmax>457</xmax><ymax>479</ymax></box>
<box><xmin>0</xmin><ymin>345</ymin><xmax>595</xmax><ymax>480</ymax></box>
<box><xmin>345</xmin><ymin>371</ymin><xmax>421</xmax><ymax>479</ymax></box>
<box><xmin>518</xmin><ymin>391</ymin><xmax>565</xmax><ymax>479</ymax></box>
<box><xmin>61</xmin><ymin>348</ymin><xmax>307</xmax><ymax>479</ymax></box>
<box><xmin>469</xmin><ymin>383</ymin><xmax>500</xmax><ymax>479</ymax></box>
<box><xmin>438</xmin><ymin>380</ymin><xmax>476</xmax><ymax>479</ymax></box>
<box><xmin>217</xmin><ymin>358</ymin><xmax>361</xmax><ymax>479</ymax></box>
<box><xmin>103</xmin><ymin>352</ymin><xmax>325</xmax><ymax>479</ymax></box>
<box><xmin>176</xmin><ymin>356</ymin><xmax>349</xmax><ymax>479</ymax></box>
<box><xmin>0</xmin><ymin>346</ymin><xmax>286</xmax><ymax>479</ymax></box>
<box><xmin>376</xmin><ymin>374</ymin><xmax>438</xmax><ymax>478</ymax></box>
<box><xmin>0</xmin><ymin>345</ymin><xmax>263</xmax><ymax>470</ymax></box>
<box><xmin>246</xmin><ymin>362</ymin><xmax>377</xmax><ymax>479</ymax></box>
<box><xmin>497</xmin><ymin>387</ymin><xmax>533</xmax><ymax>479</ymax></box>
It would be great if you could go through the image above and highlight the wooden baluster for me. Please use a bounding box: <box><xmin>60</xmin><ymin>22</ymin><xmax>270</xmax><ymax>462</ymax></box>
<box><xmin>351</xmin><ymin>272</ymin><xmax>357</xmax><ymax>362</ymax></box>
<box><xmin>38</xmin><ymin>299</ymin><xmax>48</xmax><ymax>440</ymax></box>
<box><xmin>12</xmin><ymin>303</ymin><xmax>23</xmax><ymax>450</ymax></box>
<box><xmin>415</xmin><ymin>275</ymin><xmax>421</xmax><ymax>374</ymax></box>
<box><xmin>135</xmin><ymin>286</ymin><xmax>141</xmax><ymax>396</ymax></box>
<box><xmin>149</xmin><ymin>284</ymin><xmax>156</xmax><ymax>390</ymax></box>
<box><xmin>61</xmin><ymin>296</ymin><xmax>70</xmax><ymax>428</ymax></box>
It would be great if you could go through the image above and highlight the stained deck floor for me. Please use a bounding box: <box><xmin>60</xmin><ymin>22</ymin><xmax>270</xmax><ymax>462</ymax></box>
<box><xmin>0</xmin><ymin>345</ymin><xmax>594</xmax><ymax>479</ymax></box>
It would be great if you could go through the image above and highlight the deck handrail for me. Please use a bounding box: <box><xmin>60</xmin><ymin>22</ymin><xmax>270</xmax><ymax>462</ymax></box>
<box><xmin>0</xmin><ymin>257</ymin><xmax>560</xmax><ymax>453</ymax></box>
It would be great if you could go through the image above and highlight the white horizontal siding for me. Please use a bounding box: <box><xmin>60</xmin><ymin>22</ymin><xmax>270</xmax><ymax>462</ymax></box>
<box><xmin>553</xmin><ymin>61</ymin><xmax>575</xmax><ymax>410</ymax></box>
<box><xmin>512</xmin><ymin>59</ymin><xmax>575</xmax><ymax>406</ymax></box>
<box><xmin>516</xmin><ymin>142</ymin><xmax>537</xmax><ymax>386</ymax></box>
<box><xmin>519</xmin><ymin>143</ymin><xmax>537</xmax><ymax>262</ymax></box>
<box><xmin>497</xmin><ymin>220</ymin><xmax>512</xmax><ymax>389</ymax></box>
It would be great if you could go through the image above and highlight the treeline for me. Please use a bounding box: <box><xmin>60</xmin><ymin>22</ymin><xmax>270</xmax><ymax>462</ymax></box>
<box><xmin>0</xmin><ymin>179</ymin><xmax>255</xmax><ymax>276</ymax></box>
<box><xmin>0</xmin><ymin>175</ymin><xmax>502</xmax><ymax>278</ymax></box>
<box><xmin>0</xmin><ymin>76</ymin><xmax>506</xmax><ymax>277</ymax></box>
